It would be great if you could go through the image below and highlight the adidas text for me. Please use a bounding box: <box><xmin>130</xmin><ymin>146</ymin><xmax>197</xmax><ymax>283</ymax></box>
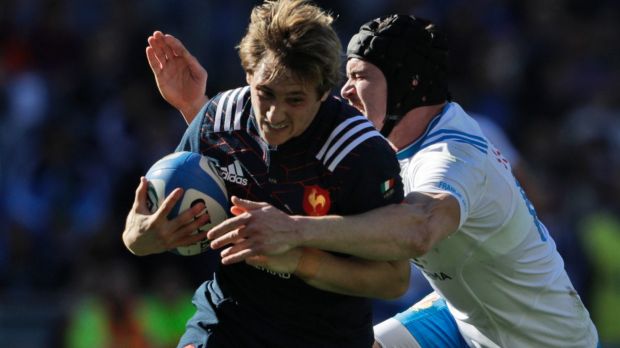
<box><xmin>221</xmin><ymin>172</ymin><xmax>248</xmax><ymax>186</ymax></box>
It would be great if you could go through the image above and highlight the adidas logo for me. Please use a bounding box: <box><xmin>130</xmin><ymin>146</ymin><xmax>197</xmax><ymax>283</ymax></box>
<box><xmin>219</xmin><ymin>160</ymin><xmax>249</xmax><ymax>186</ymax></box>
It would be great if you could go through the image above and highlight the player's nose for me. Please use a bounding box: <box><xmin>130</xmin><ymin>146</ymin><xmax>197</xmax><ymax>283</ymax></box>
<box><xmin>266</xmin><ymin>104</ymin><xmax>285</xmax><ymax>123</ymax></box>
<box><xmin>340</xmin><ymin>79</ymin><xmax>355</xmax><ymax>101</ymax></box>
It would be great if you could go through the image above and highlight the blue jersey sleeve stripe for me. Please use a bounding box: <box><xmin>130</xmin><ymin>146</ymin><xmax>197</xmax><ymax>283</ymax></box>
<box><xmin>427</xmin><ymin>129</ymin><xmax>487</xmax><ymax>143</ymax></box>
<box><xmin>421</xmin><ymin>135</ymin><xmax>488</xmax><ymax>154</ymax></box>
<box><xmin>425</xmin><ymin>134</ymin><xmax>488</xmax><ymax>150</ymax></box>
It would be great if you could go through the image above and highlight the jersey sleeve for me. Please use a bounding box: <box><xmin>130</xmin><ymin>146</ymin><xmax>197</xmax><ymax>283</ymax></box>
<box><xmin>336</xmin><ymin>137</ymin><xmax>404</xmax><ymax>215</ymax></box>
<box><xmin>176</xmin><ymin>100</ymin><xmax>211</xmax><ymax>153</ymax></box>
<box><xmin>405</xmin><ymin>143</ymin><xmax>486</xmax><ymax>229</ymax></box>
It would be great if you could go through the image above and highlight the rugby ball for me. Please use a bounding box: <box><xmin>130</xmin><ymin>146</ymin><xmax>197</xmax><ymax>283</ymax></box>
<box><xmin>145</xmin><ymin>151</ymin><xmax>229</xmax><ymax>256</ymax></box>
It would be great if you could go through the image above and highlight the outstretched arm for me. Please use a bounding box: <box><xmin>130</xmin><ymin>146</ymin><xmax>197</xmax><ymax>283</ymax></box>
<box><xmin>217</xmin><ymin>205</ymin><xmax>411</xmax><ymax>299</ymax></box>
<box><xmin>298</xmin><ymin>253</ymin><xmax>410</xmax><ymax>300</ymax></box>
<box><xmin>209</xmin><ymin>191</ymin><xmax>460</xmax><ymax>262</ymax></box>
<box><xmin>246</xmin><ymin>248</ymin><xmax>410</xmax><ymax>299</ymax></box>
<box><xmin>294</xmin><ymin>191</ymin><xmax>460</xmax><ymax>260</ymax></box>
<box><xmin>146</xmin><ymin>31</ymin><xmax>209</xmax><ymax>124</ymax></box>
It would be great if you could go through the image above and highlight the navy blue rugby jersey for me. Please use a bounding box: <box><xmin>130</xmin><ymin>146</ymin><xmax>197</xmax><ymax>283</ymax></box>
<box><xmin>177</xmin><ymin>86</ymin><xmax>403</xmax><ymax>347</ymax></box>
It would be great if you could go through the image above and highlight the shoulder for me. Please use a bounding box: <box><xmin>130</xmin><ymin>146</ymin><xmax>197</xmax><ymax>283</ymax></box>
<box><xmin>417</xmin><ymin>103</ymin><xmax>489</xmax><ymax>162</ymax></box>
<box><xmin>315</xmin><ymin>110</ymin><xmax>395</xmax><ymax>173</ymax></box>
<box><xmin>204</xmin><ymin>86</ymin><xmax>251</xmax><ymax>133</ymax></box>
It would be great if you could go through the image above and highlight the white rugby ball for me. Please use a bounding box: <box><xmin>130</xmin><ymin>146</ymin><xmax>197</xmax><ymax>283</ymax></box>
<box><xmin>145</xmin><ymin>151</ymin><xmax>229</xmax><ymax>256</ymax></box>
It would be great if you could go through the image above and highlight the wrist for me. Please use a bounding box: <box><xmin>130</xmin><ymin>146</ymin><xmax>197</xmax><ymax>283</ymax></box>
<box><xmin>294</xmin><ymin>248</ymin><xmax>324</xmax><ymax>280</ymax></box>
<box><xmin>180</xmin><ymin>95</ymin><xmax>209</xmax><ymax>124</ymax></box>
<box><xmin>292</xmin><ymin>215</ymin><xmax>313</xmax><ymax>247</ymax></box>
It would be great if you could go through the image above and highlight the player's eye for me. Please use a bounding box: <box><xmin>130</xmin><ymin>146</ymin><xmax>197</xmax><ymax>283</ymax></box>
<box><xmin>257</xmin><ymin>91</ymin><xmax>274</xmax><ymax>100</ymax></box>
<box><xmin>287</xmin><ymin>97</ymin><xmax>305</xmax><ymax>106</ymax></box>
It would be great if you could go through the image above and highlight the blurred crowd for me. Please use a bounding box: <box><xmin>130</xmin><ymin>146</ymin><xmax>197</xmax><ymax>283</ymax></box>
<box><xmin>1</xmin><ymin>0</ymin><xmax>619</xmax><ymax>347</ymax></box>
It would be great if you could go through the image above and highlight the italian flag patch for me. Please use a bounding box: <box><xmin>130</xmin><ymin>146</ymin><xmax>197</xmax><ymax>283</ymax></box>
<box><xmin>381</xmin><ymin>178</ymin><xmax>395</xmax><ymax>194</ymax></box>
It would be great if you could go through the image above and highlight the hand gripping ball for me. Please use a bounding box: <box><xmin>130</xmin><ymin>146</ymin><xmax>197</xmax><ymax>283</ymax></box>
<box><xmin>145</xmin><ymin>151</ymin><xmax>229</xmax><ymax>256</ymax></box>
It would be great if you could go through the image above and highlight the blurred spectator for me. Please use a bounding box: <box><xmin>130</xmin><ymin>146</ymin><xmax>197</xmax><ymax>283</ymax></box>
<box><xmin>137</xmin><ymin>265</ymin><xmax>195</xmax><ymax>348</ymax></box>
<box><xmin>64</xmin><ymin>259</ymin><xmax>149</xmax><ymax>348</ymax></box>
<box><xmin>579</xmin><ymin>212</ymin><xmax>620</xmax><ymax>346</ymax></box>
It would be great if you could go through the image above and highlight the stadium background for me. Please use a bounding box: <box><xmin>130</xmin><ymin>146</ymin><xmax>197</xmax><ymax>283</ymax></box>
<box><xmin>1</xmin><ymin>0</ymin><xmax>619</xmax><ymax>346</ymax></box>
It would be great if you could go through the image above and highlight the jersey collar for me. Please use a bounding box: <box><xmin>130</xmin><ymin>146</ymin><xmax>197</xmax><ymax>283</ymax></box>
<box><xmin>396</xmin><ymin>103</ymin><xmax>452</xmax><ymax>160</ymax></box>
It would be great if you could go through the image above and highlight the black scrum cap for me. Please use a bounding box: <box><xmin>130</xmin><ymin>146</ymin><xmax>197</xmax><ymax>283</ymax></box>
<box><xmin>347</xmin><ymin>14</ymin><xmax>449</xmax><ymax>136</ymax></box>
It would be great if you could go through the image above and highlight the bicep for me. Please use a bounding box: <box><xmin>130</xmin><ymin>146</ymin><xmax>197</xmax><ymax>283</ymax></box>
<box><xmin>404</xmin><ymin>191</ymin><xmax>461</xmax><ymax>248</ymax></box>
<box><xmin>405</xmin><ymin>146</ymin><xmax>485</xmax><ymax>230</ymax></box>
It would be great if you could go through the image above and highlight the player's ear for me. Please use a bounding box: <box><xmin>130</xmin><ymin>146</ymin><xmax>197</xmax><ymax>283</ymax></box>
<box><xmin>246</xmin><ymin>72</ymin><xmax>253</xmax><ymax>85</ymax></box>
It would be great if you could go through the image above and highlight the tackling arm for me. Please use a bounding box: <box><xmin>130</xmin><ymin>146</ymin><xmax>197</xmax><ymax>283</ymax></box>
<box><xmin>211</xmin><ymin>191</ymin><xmax>460</xmax><ymax>262</ymax></box>
<box><xmin>299</xmin><ymin>252</ymin><xmax>411</xmax><ymax>299</ymax></box>
<box><xmin>298</xmin><ymin>191</ymin><xmax>461</xmax><ymax>261</ymax></box>
<box><xmin>246</xmin><ymin>248</ymin><xmax>411</xmax><ymax>299</ymax></box>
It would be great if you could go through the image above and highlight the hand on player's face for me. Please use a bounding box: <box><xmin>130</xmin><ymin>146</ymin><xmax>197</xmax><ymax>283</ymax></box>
<box><xmin>207</xmin><ymin>196</ymin><xmax>298</xmax><ymax>264</ymax></box>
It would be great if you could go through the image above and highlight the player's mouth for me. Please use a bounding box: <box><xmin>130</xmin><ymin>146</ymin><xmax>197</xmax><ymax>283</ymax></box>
<box><xmin>346</xmin><ymin>97</ymin><xmax>365</xmax><ymax>115</ymax></box>
<box><xmin>265</xmin><ymin>122</ymin><xmax>288</xmax><ymax>130</ymax></box>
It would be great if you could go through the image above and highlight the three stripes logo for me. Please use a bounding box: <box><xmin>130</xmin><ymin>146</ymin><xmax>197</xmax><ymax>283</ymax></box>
<box><xmin>213</xmin><ymin>86</ymin><xmax>250</xmax><ymax>132</ymax></box>
<box><xmin>219</xmin><ymin>160</ymin><xmax>248</xmax><ymax>186</ymax></box>
<box><xmin>316</xmin><ymin>115</ymin><xmax>383</xmax><ymax>172</ymax></box>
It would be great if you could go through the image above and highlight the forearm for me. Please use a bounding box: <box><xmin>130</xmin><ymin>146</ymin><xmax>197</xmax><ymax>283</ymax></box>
<box><xmin>295</xmin><ymin>249</ymin><xmax>410</xmax><ymax>299</ymax></box>
<box><xmin>295</xmin><ymin>203</ymin><xmax>423</xmax><ymax>261</ymax></box>
<box><xmin>122</xmin><ymin>224</ymin><xmax>153</xmax><ymax>256</ymax></box>
<box><xmin>122</xmin><ymin>211</ymin><xmax>146</xmax><ymax>255</ymax></box>
<box><xmin>122</xmin><ymin>218</ymin><xmax>158</xmax><ymax>256</ymax></box>
<box><xmin>294</xmin><ymin>192</ymin><xmax>460</xmax><ymax>261</ymax></box>
<box><xmin>122</xmin><ymin>229</ymin><xmax>138</xmax><ymax>254</ymax></box>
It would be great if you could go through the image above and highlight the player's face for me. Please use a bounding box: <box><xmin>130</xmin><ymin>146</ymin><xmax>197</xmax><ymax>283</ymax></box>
<box><xmin>341</xmin><ymin>58</ymin><xmax>388</xmax><ymax>130</ymax></box>
<box><xmin>247</xmin><ymin>63</ymin><xmax>327</xmax><ymax>146</ymax></box>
